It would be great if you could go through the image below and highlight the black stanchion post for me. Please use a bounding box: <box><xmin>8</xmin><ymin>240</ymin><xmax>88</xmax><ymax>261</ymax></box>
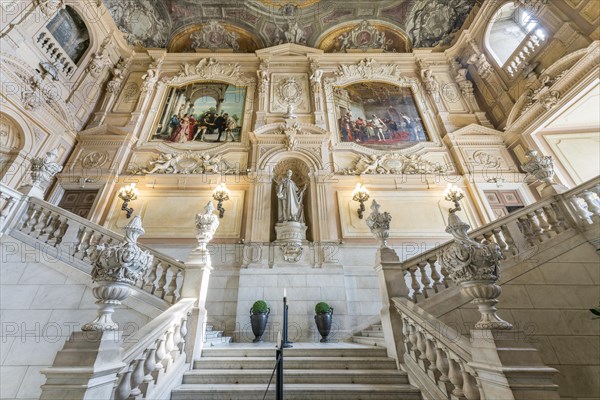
<box><xmin>283</xmin><ymin>291</ymin><xmax>293</xmax><ymax>348</ymax></box>
<box><xmin>276</xmin><ymin>332</ymin><xmax>284</xmax><ymax>400</ymax></box>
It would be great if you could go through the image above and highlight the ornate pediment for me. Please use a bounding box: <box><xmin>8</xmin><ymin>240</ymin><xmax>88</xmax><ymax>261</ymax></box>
<box><xmin>327</xmin><ymin>58</ymin><xmax>418</xmax><ymax>89</ymax></box>
<box><xmin>343</xmin><ymin>152</ymin><xmax>445</xmax><ymax>175</ymax></box>
<box><xmin>130</xmin><ymin>150</ymin><xmax>239</xmax><ymax>175</ymax></box>
<box><xmin>163</xmin><ymin>58</ymin><xmax>253</xmax><ymax>86</ymax></box>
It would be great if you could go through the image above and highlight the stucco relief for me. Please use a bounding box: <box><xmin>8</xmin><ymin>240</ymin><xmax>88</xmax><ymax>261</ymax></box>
<box><xmin>271</xmin><ymin>73</ymin><xmax>310</xmax><ymax>114</ymax></box>
<box><xmin>104</xmin><ymin>0</ymin><xmax>170</xmax><ymax>48</ymax></box>
<box><xmin>343</xmin><ymin>153</ymin><xmax>445</xmax><ymax>175</ymax></box>
<box><xmin>130</xmin><ymin>151</ymin><xmax>238</xmax><ymax>175</ymax></box>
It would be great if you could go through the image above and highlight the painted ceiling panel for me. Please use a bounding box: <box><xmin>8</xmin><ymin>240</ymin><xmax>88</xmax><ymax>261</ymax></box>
<box><xmin>102</xmin><ymin>0</ymin><xmax>479</xmax><ymax>50</ymax></box>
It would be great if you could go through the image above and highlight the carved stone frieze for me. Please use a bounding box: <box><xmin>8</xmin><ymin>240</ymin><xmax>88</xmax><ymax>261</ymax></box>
<box><xmin>190</xmin><ymin>21</ymin><xmax>240</xmax><ymax>52</ymax></box>
<box><xmin>334</xmin><ymin>58</ymin><xmax>402</xmax><ymax>81</ymax></box>
<box><xmin>343</xmin><ymin>153</ymin><xmax>445</xmax><ymax>175</ymax></box>
<box><xmin>131</xmin><ymin>151</ymin><xmax>238</xmax><ymax>175</ymax></box>
<box><xmin>165</xmin><ymin>58</ymin><xmax>251</xmax><ymax>86</ymax></box>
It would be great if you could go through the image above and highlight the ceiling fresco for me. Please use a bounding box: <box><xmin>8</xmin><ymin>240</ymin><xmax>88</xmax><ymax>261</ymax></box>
<box><xmin>102</xmin><ymin>0</ymin><xmax>480</xmax><ymax>51</ymax></box>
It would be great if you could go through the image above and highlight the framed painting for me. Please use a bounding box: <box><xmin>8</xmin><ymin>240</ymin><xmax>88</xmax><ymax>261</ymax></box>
<box><xmin>334</xmin><ymin>82</ymin><xmax>430</xmax><ymax>150</ymax></box>
<box><xmin>151</xmin><ymin>81</ymin><xmax>247</xmax><ymax>144</ymax></box>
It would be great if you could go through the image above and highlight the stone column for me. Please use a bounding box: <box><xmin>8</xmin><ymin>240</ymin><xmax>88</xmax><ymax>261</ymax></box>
<box><xmin>40</xmin><ymin>217</ymin><xmax>153</xmax><ymax>400</ymax></box>
<box><xmin>18</xmin><ymin>147</ymin><xmax>63</xmax><ymax>199</ymax></box>
<box><xmin>367</xmin><ymin>201</ymin><xmax>409</xmax><ymax>364</ymax></box>
<box><xmin>182</xmin><ymin>201</ymin><xmax>219</xmax><ymax>362</ymax></box>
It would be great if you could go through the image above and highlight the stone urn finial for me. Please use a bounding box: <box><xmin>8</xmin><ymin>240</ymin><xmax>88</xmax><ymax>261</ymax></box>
<box><xmin>366</xmin><ymin>200</ymin><xmax>392</xmax><ymax>248</ymax></box>
<box><xmin>22</xmin><ymin>147</ymin><xmax>63</xmax><ymax>198</ymax></box>
<box><xmin>521</xmin><ymin>149</ymin><xmax>567</xmax><ymax>196</ymax></box>
<box><xmin>440</xmin><ymin>211</ymin><xmax>512</xmax><ymax>330</ymax></box>
<box><xmin>82</xmin><ymin>216</ymin><xmax>154</xmax><ymax>331</ymax></box>
<box><xmin>194</xmin><ymin>201</ymin><xmax>220</xmax><ymax>250</ymax></box>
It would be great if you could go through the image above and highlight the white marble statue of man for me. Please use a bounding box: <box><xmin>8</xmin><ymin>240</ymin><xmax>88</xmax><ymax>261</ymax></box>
<box><xmin>276</xmin><ymin>170</ymin><xmax>306</xmax><ymax>223</ymax></box>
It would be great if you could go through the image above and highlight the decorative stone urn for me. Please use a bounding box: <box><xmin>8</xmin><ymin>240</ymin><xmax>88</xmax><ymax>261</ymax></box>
<box><xmin>521</xmin><ymin>149</ymin><xmax>567</xmax><ymax>196</ymax></box>
<box><xmin>440</xmin><ymin>211</ymin><xmax>513</xmax><ymax>330</ymax></box>
<box><xmin>187</xmin><ymin>201</ymin><xmax>220</xmax><ymax>266</ymax></box>
<box><xmin>366</xmin><ymin>200</ymin><xmax>392</xmax><ymax>248</ymax></box>
<box><xmin>82</xmin><ymin>216</ymin><xmax>154</xmax><ymax>331</ymax></box>
<box><xmin>20</xmin><ymin>147</ymin><xmax>63</xmax><ymax>199</ymax></box>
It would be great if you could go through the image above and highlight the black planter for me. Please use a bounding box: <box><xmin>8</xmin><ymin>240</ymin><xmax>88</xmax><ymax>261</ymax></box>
<box><xmin>314</xmin><ymin>309</ymin><xmax>334</xmax><ymax>342</ymax></box>
<box><xmin>250</xmin><ymin>308</ymin><xmax>270</xmax><ymax>342</ymax></box>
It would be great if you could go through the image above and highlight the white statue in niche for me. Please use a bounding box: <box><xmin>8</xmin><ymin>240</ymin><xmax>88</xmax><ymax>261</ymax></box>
<box><xmin>276</xmin><ymin>170</ymin><xmax>306</xmax><ymax>223</ymax></box>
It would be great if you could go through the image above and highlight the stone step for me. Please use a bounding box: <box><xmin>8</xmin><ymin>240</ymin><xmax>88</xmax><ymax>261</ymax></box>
<box><xmin>204</xmin><ymin>330</ymin><xmax>223</xmax><ymax>339</ymax></box>
<box><xmin>171</xmin><ymin>383</ymin><xmax>422</xmax><ymax>400</ymax></box>
<box><xmin>201</xmin><ymin>346</ymin><xmax>388</xmax><ymax>359</ymax></box>
<box><xmin>352</xmin><ymin>336</ymin><xmax>387</xmax><ymax>347</ymax></box>
<box><xmin>194</xmin><ymin>356</ymin><xmax>398</xmax><ymax>370</ymax></box>
<box><xmin>183</xmin><ymin>368</ymin><xmax>409</xmax><ymax>385</ymax></box>
<box><xmin>203</xmin><ymin>336</ymin><xmax>232</xmax><ymax>347</ymax></box>
<box><xmin>359</xmin><ymin>329</ymin><xmax>385</xmax><ymax>338</ymax></box>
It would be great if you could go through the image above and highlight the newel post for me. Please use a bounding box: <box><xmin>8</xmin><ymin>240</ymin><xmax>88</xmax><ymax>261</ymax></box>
<box><xmin>40</xmin><ymin>217</ymin><xmax>154</xmax><ymax>400</ymax></box>
<box><xmin>182</xmin><ymin>201</ymin><xmax>219</xmax><ymax>362</ymax></box>
<box><xmin>367</xmin><ymin>200</ymin><xmax>410</xmax><ymax>365</ymax></box>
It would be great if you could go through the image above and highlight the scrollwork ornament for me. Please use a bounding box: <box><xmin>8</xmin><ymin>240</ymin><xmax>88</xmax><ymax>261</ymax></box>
<box><xmin>366</xmin><ymin>200</ymin><xmax>392</xmax><ymax>247</ymax></box>
<box><xmin>280</xmin><ymin>242</ymin><xmax>303</xmax><ymax>263</ymax></box>
<box><xmin>81</xmin><ymin>151</ymin><xmax>109</xmax><ymax>169</ymax></box>
<box><xmin>82</xmin><ymin>216</ymin><xmax>154</xmax><ymax>331</ymax></box>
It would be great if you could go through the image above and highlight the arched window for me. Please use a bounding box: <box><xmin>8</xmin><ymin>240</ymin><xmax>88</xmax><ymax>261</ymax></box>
<box><xmin>486</xmin><ymin>2</ymin><xmax>546</xmax><ymax>77</ymax></box>
<box><xmin>46</xmin><ymin>6</ymin><xmax>90</xmax><ymax>65</ymax></box>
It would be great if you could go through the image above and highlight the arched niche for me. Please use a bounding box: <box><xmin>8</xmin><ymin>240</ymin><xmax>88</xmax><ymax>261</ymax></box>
<box><xmin>270</xmin><ymin>158</ymin><xmax>313</xmax><ymax>242</ymax></box>
<box><xmin>168</xmin><ymin>22</ymin><xmax>263</xmax><ymax>53</ymax></box>
<box><xmin>0</xmin><ymin>113</ymin><xmax>25</xmax><ymax>185</ymax></box>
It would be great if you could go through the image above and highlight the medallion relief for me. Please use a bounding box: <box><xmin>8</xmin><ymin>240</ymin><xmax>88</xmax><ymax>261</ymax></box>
<box><xmin>270</xmin><ymin>73</ymin><xmax>310</xmax><ymax>114</ymax></box>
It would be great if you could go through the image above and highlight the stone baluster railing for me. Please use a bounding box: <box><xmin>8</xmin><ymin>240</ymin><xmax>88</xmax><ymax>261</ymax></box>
<box><xmin>394</xmin><ymin>296</ymin><xmax>560</xmax><ymax>400</ymax></box>
<box><xmin>35</xmin><ymin>29</ymin><xmax>76</xmax><ymax>77</ymax></box>
<box><xmin>10</xmin><ymin>194</ymin><xmax>185</xmax><ymax>305</ymax></box>
<box><xmin>398</xmin><ymin>176</ymin><xmax>599</xmax><ymax>303</ymax></box>
<box><xmin>505</xmin><ymin>29</ymin><xmax>546</xmax><ymax>78</ymax></box>
<box><xmin>112</xmin><ymin>298</ymin><xmax>194</xmax><ymax>400</ymax></box>
<box><xmin>0</xmin><ymin>184</ymin><xmax>24</xmax><ymax>236</ymax></box>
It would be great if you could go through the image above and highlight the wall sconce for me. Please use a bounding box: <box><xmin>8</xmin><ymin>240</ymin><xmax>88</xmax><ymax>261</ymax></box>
<box><xmin>352</xmin><ymin>183</ymin><xmax>370</xmax><ymax>219</ymax></box>
<box><xmin>443</xmin><ymin>183</ymin><xmax>465</xmax><ymax>214</ymax></box>
<box><xmin>212</xmin><ymin>183</ymin><xmax>230</xmax><ymax>219</ymax></box>
<box><xmin>118</xmin><ymin>183</ymin><xmax>139</xmax><ymax>219</ymax></box>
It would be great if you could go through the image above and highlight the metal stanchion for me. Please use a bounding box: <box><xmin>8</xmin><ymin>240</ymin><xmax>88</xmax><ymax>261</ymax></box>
<box><xmin>283</xmin><ymin>291</ymin><xmax>293</xmax><ymax>348</ymax></box>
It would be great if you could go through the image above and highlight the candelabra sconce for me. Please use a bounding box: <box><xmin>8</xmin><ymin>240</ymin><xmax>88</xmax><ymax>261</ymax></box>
<box><xmin>212</xmin><ymin>183</ymin><xmax>230</xmax><ymax>219</ymax></box>
<box><xmin>118</xmin><ymin>183</ymin><xmax>139</xmax><ymax>219</ymax></box>
<box><xmin>443</xmin><ymin>183</ymin><xmax>465</xmax><ymax>214</ymax></box>
<box><xmin>352</xmin><ymin>183</ymin><xmax>370</xmax><ymax>219</ymax></box>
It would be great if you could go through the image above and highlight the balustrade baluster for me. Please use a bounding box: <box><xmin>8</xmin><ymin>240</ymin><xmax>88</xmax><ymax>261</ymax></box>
<box><xmin>164</xmin><ymin>328</ymin><xmax>175</xmax><ymax>368</ymax></box>
<box><xmin>461</xmin><ymin>363</ymin><xmax>481</xmax><ymax>400</ymax></box>
<box><xmin>551</xmin><ymin>202</ymin><xmax>569</xmax><ymax>231</ymax></box>
<box><xmin>542</xmin><ymin>204</ymin><xmax>562</xmax><ymax>234</ymax></box>
<box><xmin>416</xmin><ymin>329</ymin><xmax>427</xmax><ymax>363</ymax></box>
<box><xmin>491</xmin><ymin>228</ymin><xmax>508</xmax><ymax>252</ymax></box>
<box><xmin>113</xmin><ymin>364</ymin><xmax>133</xmax><ymax>400</ymax></box>
<box><xmin>73</xmin><ymin>226</ymin><xmax>89</xmax><ymax>257</ymax></box>
<box><xmin>425</xmin><ymin>336</ymin><xmax>438</xmax><ymax>374</ymax></box>
<box><xmin>580</xmin><ymin>191</ymin><xmax>600</xmax><ymax>216</ymax></box>
<box><xmin>447</xmin><ymin>355</ymin><xmax>464</xmax><ymax>398</ymax></box>
<box><xmin>427</xmin><ymin>256</ymin><xmax>442</xmax><ymax>293</ymax></box>
<box><xmin>172</xmin><ymin>269</ymin><xmax>183</xmax><ymax>303</ymax></box>
<box><xmin>154</xmin><ymin>336</ymin><xmax>167</xmax><ymax>373</ymax></box>
<box><xmin>166</xmin><ymin>266</ymin><xmax>178</xmax><ymax>303</ymax></box>
<box><xmin>54</xmin><ymin>217</ymin><xmax>69</xmax><ymax>246</ymax></box>
<box><xmin>155</xmin><ymin>264</ymin><xmax>169</xmax><ymax>299</ymax></box>
<box><xmin>417</xmin><ymin>262</ymin><xmax>430</xmax><ymax>299</ymax></box>
<box><xmin>180</xmin><ymin>314</ymin><xmax>189</xmax><ymax>353</ymax></box>
<box><xmin>526</xmin><ymin>212</ymin><xmax>544</xmax><ymax>242</ymax></box>
<box><xmin>35</xmin><ymin>209</ymin><xmax>51</xmax><ymax>239</ymax></box>
<box><xmin>171</xmin><ymin>322</ymin><xmax>182</xmax><ymax>360</ymax></box>
<box><xmin>144</xmin><ymin>261</ymin><xmax>159</xmax><ymax>293</ymax></box>
<box><xmin>517</xmin><ymin>216</ymin><xmax>535</xmax><ymax>245</ymax></box>
<box><xmin>25</xmin><ymin>204</ymin><xmax>40</xmax><ymax>233</ymax></box>
<box><xmin>435</xmin><ymin>346</ymin><xmax>450</xmax><ymax>382</ymax></box>
<box><xmin>408</xmin><ymin>267</ymin><xmax>421</xmax><ymax>302</ymax></box>
<box><xmin>407</xmin><ymin>322</ymin><xmax>419</xmax><ymax>360</ymax></box>
<box><xmin>129</xmin><ymin>354</ymin><xmax>146</xmax><ymax>397</ymax></box>
<box><xmin>535</xmin><ymin>208</ymin><xmax>552</xmax><ymax>238</ymax></box>
<box><xmin>143</xmin><ymin>347</ymin><xmax>157</xmax><ymax>383</ymax></box>
<box><xmin>0</xmin><ymin>196</ymin><xmax>16</xmax><ymax>221</ymax></box>
<box><xmin>500</xmin><ymin>224</ymin><xmax>517</xmax><ymax>255</ymax></box>
<box><xmin>570</xmin><ymin>195</ymin><xmax>593</xmax><ymax>223</ymax></box>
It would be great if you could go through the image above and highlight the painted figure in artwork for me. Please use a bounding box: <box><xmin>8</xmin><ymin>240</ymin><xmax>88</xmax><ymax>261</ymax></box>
<box><xmin>276</xmin><ymin>170</ymin><xmax>306</xmax><ymax>223</ymax></box>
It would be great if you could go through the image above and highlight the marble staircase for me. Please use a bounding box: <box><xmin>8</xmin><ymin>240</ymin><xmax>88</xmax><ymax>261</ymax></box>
<box><xmin>352</xmin><ymin>323</ymin><xmax>386</xmax><ymax>347</ymax></box>
<box><xmin>171</xmin><ymin>343</ymin><xmax>422</xmax><ymax>400</ymax></box>
<box><xmin>204</xmin><ymin>323</ymin><xmax>232</xmax><ymax>347</ymax></box>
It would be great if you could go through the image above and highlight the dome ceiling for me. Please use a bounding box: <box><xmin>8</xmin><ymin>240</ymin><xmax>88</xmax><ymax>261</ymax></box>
<box><xmin>103</xmin><ymin>0</ymin><xmax>480</xmax><ymax>51</ymax></box>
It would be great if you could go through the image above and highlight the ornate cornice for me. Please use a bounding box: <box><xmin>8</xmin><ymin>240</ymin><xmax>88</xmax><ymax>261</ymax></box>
<box><xmin>162</xmin><ymin>57</ymin><xmax>255</xmax><ymax>87</ymax></box>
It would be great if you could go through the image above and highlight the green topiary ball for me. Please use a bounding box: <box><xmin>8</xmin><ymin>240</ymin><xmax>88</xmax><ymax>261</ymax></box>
<box><xmin>315</xmin><ymin>302</ymin><xmax>332</xmax><ymax>314</ymax></box>
<box><xmin>252</xmin><ymin>300</ymin><xmax>269</xmax><ymax>314</ymax></box>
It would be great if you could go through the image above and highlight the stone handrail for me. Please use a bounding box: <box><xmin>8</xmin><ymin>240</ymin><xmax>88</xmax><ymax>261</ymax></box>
<box><xmin>399</xmin><ymin>176</ymin><xmax>600</xmax><ymax>303</ymax></box>
<box><xmin>113</xmin><ymin>298</ymin><xmax>195</xmax><ymax>400</ymax></box>
<box><xmin>0</xmin><ymin>184</ymin><xmax>186</xmax><ymax>305</ymax></box>
<box><xmin>392</xmin><ymin>297</ymin><xmax>481</xmax><ymax>400</ymax></box>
